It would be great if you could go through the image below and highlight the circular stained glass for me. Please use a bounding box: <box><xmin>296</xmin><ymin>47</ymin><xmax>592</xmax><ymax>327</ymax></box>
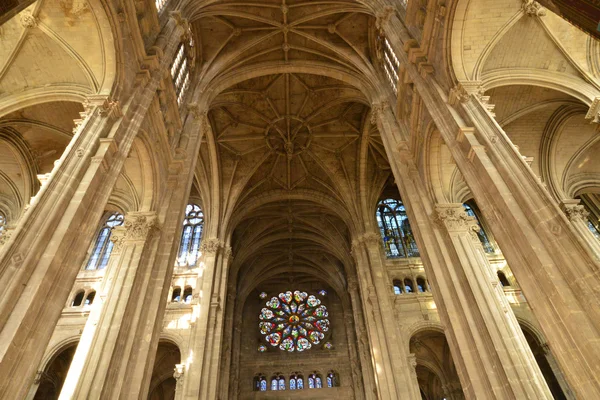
<box><xmin>257</xmin><ymin>344</ymin><xmax>267</xmax><ymax>352</ymax></box>
<box><xmin>318</xmin><ymin>289</ymin><xmax>327</xmax><ymax>296</ymax></box>
<box><xmin>259</xmin><ymin>292</ymin><xmax>268</xmax><ymax>299</ymax></box>
<box><xmin>259</xmin><ymin>290</ymin><xmax>330</xmax><ymax>352</ymax></box>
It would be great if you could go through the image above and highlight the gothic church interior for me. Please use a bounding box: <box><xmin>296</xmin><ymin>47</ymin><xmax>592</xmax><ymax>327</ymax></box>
<box><xmin>0</xmin><ymin>0</ymin><xmax>599</xmax><ymax>399</ymax></box>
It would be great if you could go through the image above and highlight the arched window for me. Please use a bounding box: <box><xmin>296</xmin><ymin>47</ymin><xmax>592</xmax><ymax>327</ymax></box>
<box><xmin>171</xmin><ymin>287</ymin><xmax>181</xmax><ymax>302</ymax></box>
<box><xmin>278</xmin><ymin>375</ymin><xmax>286</xmax><ymax>390</ymax></box>
<box><xmin>404</xmin><ymin>278</ymin><xmax>414</xmax><ymax>293</ymax></box>
<box><xmin>377</xmin><ymin>33</ymin><xmax>400</xmax><ymax>95</ymax></box>
<box><xmin>308</xmin><ymin>374</ymin><xmax>315</xmax><ymax>389</ymax></box>
<box><xmin>297</xmin><ymin>375</ymin><xmax>304</xmax><ymax>389</ymax></box>
<box><xmin>393</xmin><ymin>280</ymin><xmax>403</xmax><ymax>295</ymax></box>
<box><xmin>416</xmin><ymin>277</ymin><xmax>427</xmax><ymax>293</ymax></box>
<box><xmin>254</xmin><ymin>374</ymin><xmax>267</xmax><ymax>391</ymax></box>
<box><xmin>85</xmin><ymin>212</ymin><xmax>124</xmax><ymax>270</ymax></box>
<box><xmin>183</xmin><ymin>286</ymin><xmax>193</xmax><ymax>303</ymax></box>
<box><xmin>289</xmin><ymin>375</ymin><xmax>296</xmax><ymax>390</ymax></box>
<box><xmin>376</xmin><ymin>199</ymin><xmax>419</xmax><ymax>258</ymax></box>
<box><xmin>171</xmin><ymin>31</ymin><xmax>195</xmax><ymax>106</ymax></box>
<box><xmin>497</xmin><ymin>271</ymin><xmax>511</xmax><ymax>287</ymax></box>
<box><xmin>463</xmin><ymin>202</ymin><xmax>494</xmax><ymax>253</ymax></box>
<box><xmin>71</xmin><ymin>291</ymin><xmax>85</xmax><ymax>307</ymax></box>
<box><xmin>315</xmin><ymin>374</ymin><xmax>322</xmax><ymax>388</ymax></box>
<box><xmin>84</xmin><ymin>291</ymin><xmax>96</xmax><ymax>305</ymax></box>
<box><xmin>177</xmin><ymin>204</ymin><xmax>204</xmax><ymax>267</ymax></box>
<box><xmin>270</xmin><ymin>376</ymin><xmax>278</xmax><ymax>391</ymax></box>
<box><xmin>327</xmin><ymin>371</ymin><xmax>338</xmax><ymax>387</ymax></box>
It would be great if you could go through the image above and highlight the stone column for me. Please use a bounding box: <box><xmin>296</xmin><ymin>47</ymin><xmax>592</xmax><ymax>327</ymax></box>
<box><xmin>351</xmin><ymin>234</ymin><xmax>419</xmax><ymax>399</ymax></box>
<box><xmin>435</xmin><ymin>203</ymin><xmax>552</xmax><ymax>399</ymax></box>
<box><xmin>0</xmin><ymin>16</ymin><xmax>187</xmax><ymax>399</ymax></box>
<box><xmin>180</xmin><ymin>239</ymin><xmax>232</xmax><ymax>400</ymax></box>
<box><xmin>561</xmin><ymin>199</ymin><xmax>600</xmax><ymax>260</ymax></box>
<box><xmin>376</xmin><ymin>10</ymin><xmax>600</xmax><ymax>397</ymax></box>
<box><xmin>59</xmin><ymin>212</ymin><xmax>159</xmax><ymax>399</ymax></box>
<box><xmin>173</xmin><ymin>363</ymin><xmax>185</xmax><ymax>399</ymax></box>
<box><xmin>373</xmin><ymin>104</ymin><xmax>551</xmax><ymax>399</ymax></box>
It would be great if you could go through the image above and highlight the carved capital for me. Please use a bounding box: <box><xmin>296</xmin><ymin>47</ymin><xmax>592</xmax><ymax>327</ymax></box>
<box><xmin>169</xmin><ymin>11</ymin><xmax>189</xmax><ymax>29</ymax></box>
<box><xmin>375</xmin><ymin>6</ymin><xmax>394</xmax><ymax>33</ymax></box>
<box><xmin>187</xmin><ymin>104</ymin><xmax>205</xmax><ymax>120</ymax></box>
<box><xmin>173</xmin><ymin>363</ymin><xmax>185</xmax><ymax>389</ymax></box>
<box><xmin>522</xmin><ymin>0</ymin><xmax>546</xmax><ymax>16</ymax></box>
<box><xmin>0</xmin><ymin>228</ymin><xmax>13</xmax><ymax>247</ymax></box>
<box><xmin>448</xmin><ymin>82</ymin><xmax>484</xmax><ymax>105</ymax></box>
<box><xmin>435</xmin><ymin>204</ymin><xmax>479</xmax><ymax>234</ymax></box>
<box><xmin>586</xmin><ymin>97</ymin><xmax>600</xmax><ymax>124</ymax></box>
<box><xmin>200</xmin><ymin>238</ymin><xmax>223</xmax><ymax>254</ymax></box>
<box><xmin>561</xmin><ymin>200</ymin><xmax>589</xmax><ymax>222</ymax></box>
<box><xmin>110</xmin><ymin>213</ymin><xmax>158</xmax><ymax>253</ymax></box>
<box><xmin>362</xmin><ymin>232</ymin><xmax>381</xmax><ymax>245</ymax></box>
<box><xmin>407</xmin><ymin>353</ymin><xmax>418</xmax><ymax>376</ymax></box>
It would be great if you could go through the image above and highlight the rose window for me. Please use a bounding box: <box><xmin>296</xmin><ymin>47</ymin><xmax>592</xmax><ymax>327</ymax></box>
<box><xmin>259</xmin><ymin>290</ymin><xmax>330</xmax><ymax>352</ymax></box>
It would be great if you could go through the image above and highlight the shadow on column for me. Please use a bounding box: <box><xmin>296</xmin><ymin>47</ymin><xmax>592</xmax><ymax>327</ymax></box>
<box><xmin>33</xmin><ymin>343</ymin><xmax>77</xmax><ymax>400</ymax></box>
<box><xmin>520</xmin><ymin>324</ymin><xmax>568</xmax><ymax>400</ymax></box>
<box><xmin>147</xmin><ymin>341</ymin><xmax>181</xmax><ymax>400</ymax></box>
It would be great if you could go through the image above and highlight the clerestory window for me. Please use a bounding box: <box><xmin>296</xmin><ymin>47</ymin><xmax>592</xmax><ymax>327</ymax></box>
<box><xmin>376</xmin><ymin>198</ymin><xmax>419</xmax><ymax>258</ymax></box>
<box><xmin>176</xmin><ymin>204</ymin><xmax>204</xmax><ymax>267</ymax></box>
<box><xmin>85</xmin><ymin>212</ymin><xmax>124</xmax><ymax>270</ymax></box>
<box><xmin>171</xmin><ymin>30</ymin><xmax>195</xmax><ymax>106</ymax></box>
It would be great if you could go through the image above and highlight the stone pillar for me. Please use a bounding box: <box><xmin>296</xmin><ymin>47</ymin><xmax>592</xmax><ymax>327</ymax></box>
<box><xmin>435</xmin><ymin>203</ymin><xmax>552</xmax><ymax>399</ymax></box>
<box><xmin>351</xmin><ymin>234</ymin><xmax>419</xmax><ymax>399</ymax></box>
<box><xmin>0</xmin><ymin>16</ymin><xmax>187</xmax><ymax>399</ymax></box>
<box><xmin>561</xmin><ymin>199</ymin><xmax>600</xmax><ymax>260</ymax></box>
<box><xmin>174</xmin><ymin>363</ymin><xmax>185</xmax><ymax>399</ymax></box>
<box><xmin>180</xmin><ymin>239</ymin><xmax>232</xmax><ymax>400</ymax></box>
<box><xmin>376</xmin><ymin>10</ymin><xmax>600</xmax><ymax>397</ymax></box>
<box><xmin>406</xmin><ymin>353</ymin><xmax>422</xmax><ymax>399</ymax></box>
<box><xmin>372</xmin><ymin>103</ymin><xmax>551</xmax><ymax>399</ymax></box>
<box><xmin>59</xmin><ymin>212</ymin><xmax>159</xmax><ymax>399</ymax></box>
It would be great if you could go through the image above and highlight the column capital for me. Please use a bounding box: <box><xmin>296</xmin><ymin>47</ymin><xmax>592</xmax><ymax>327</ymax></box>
<box><xmin>560</xmin><ymin>199</ymin><xmax>589</xmax><ymax>222</ymax></box>
<box><xmin>435</xmin><ymin>203</ymin><xmax>480</xmax><ymax>237</ymax></box>
<box><xmin>522</xmin><ymin>0</ymin><xmax>547</xmax><ymax>17</ymax></box>
<box><xmin>110</xmin><ymin>212</ymin><xmax>159</xmax><ymax>253</ymax></box>
<box><xmin>200</xmin><ymin>238</ymin><xmax>225</xmax><ymax>254</ymax></box>
<box><xmin>370</xmin><ymin>101</ymin><xmax>390</xmax><ymax>125</ymax></box>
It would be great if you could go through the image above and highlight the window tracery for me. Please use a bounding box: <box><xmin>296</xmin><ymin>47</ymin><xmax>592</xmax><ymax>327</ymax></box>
<box><xmin>176</xmin><ymin>204</ymin><xmax>204</xmax><ymax>267</ymax></box>
<box><xmin>259</xmin><ymin>290</ymin><xmax>330</xmax><ymax>352</ymax></box>
<box><xmin>376</xmin><ymin>199</ymin><xmax>419</xmax><ymax>258</ymax></box>
<box><xmin>85</xmin><ymin>212</ymin><xmax>124</xmax><ymax>270</ymax></box>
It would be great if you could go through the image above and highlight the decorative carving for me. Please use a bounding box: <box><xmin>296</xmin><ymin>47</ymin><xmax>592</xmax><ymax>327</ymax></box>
<box><xmin>561</xmin><ymin>202</ymin><xmax>589</xmax><ymax>222</ymax></box>
<box><xmin>186</xmin><ymin>104</ymin><xmax>205</xmax><ymax>120</ymax></box>
<box><xmin>169</xmin><ymin>11</ymin><xmax>189</xmax><ymax>30</ymax></box>
<box><xmin>585</xmin><ymin>97</ymin><xmax>600</xmax><ymax>124</ymax></box>
<box><xmin>99</xmin><ymin>99</ymin><xmax>122</xmax><ymax>118</ymax></box>
<box><xmin>362</xmin><ymin>232</ymin><xmax>381</xmax><ymax>245</ymax></box>
<box><xmin>435</xmin><ymin>204</ymin><xmax>480</xmax><ymax>234</ymax></box>
<box><xmin>407</xmin><ymin>353</ymin><xmax>418</xmax><ymax>377</ymax></box>
<box><xmin>110</xmin><ymin>214</ymin><xmax>158</xmax><ymax>253</ymax></box>
<box><xmin>448</xmin><ymin>84</ymin><xmax>470</xmax><ymax>105</ymax></box>
<box><xmin>20</xmin><ymin>11</ymin><xmax>38</xmax><ymax>28</ymax></box>
<box><xmin>0</xmin><ymin>229</ymin><xmax>13</xmax><ymax>246</ymax></box>
<box><xmin>200</xmin><ymin>238</ymin><xmax>223</xmax><ymax>254</ymax></box>
<box><xmin>522</xmin><ymin>0</ymin><xmax>546</xmax><ymax>16</ymax></box>
<box><xmin>375</xmin><ymin>6</ymin><xmax>394</xmax><ymax>34</ymax></box>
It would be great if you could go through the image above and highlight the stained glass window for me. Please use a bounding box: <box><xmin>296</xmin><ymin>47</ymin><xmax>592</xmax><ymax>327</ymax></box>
<box><xmin>259</xmin><ymin>291</ymin><xmax>268</xmax><ymax>299</ymax></box>
<box><xmin>318</xmin><ymin>289</ymin><xmax>327</xmax><ymax>296</ymax></box>
<box><xmin>177</xmin><ymin>204</ymin><xmax>204</xmax><ymax>267</ymax></box>
<box><xmin>393</xmin><ymin>280</ymin><xmax>402</xmax><ymax>295</ymax></box>
<box><xmin>290</xmin><ymin>376</ymin><xmax>296</xmax><ymax>390</ymax></box>
<box><xmin>259</xmin><ymin>290</ymin><xmax>330</xmax><ymax>352</ymax></box>
<box><xmin>404</xmin><ymin>278</ymin><xmax>414</xmax><ymax>293</ymax></box>
<box><xmin>376</xmin><ymin>199</ymin><xmax>419</xmax><ymax>258</ymax></box>
<box><xmin>254</xmin><ymin>375</ymin><xmax>267</xmax><ymax>391</ymax></box>
<box><xmin>327</xmin><ymin>371</ymin><xmax>338</xmax><ymax>388</ymax></box>
<box><xmin>260</xmin><ymin>379</ymin><xmax>267</xmax><ymax>391</ymax></box>
<box><xmin>271</xmin><ymin>378</ymin><xmax>278</xmax><ymax>391</ymax></box>
<box><xmin>257</xmin><ymin>344</ymin><xmax>266</xmax><ymax>352</ymax></box>
<box><xmin>0</xmin><ymin>212</ymin><xmax>5</xmax><ymax>237</ymax></box>
<box><xmin>85</xmin><ymin>212</ymin><xmax>124</xmax><ymax>270</ymax></box>
<box><xmin>297</xmin><ymin>376</ymin><xmax>304</xmax><ymax>389</ymax></box>
<box><xmin>463</xmin><ymin>202</ymin><xmax>494</xmax><ymax>253</ymax></box>
<box><xmin>308</xmin><ymin>375</ymin><xmax>315</xmax><ymax>389</ymax></box>
<box><xmin>324</xmin><ymin>341</ymin><xmax>333</xmax><ymax>349</ymax></box>
<box><xmin>315</xmin><ymin>376</ymin><xmax>322</xmax><ymax>388</ymax></box>
<box><xmin>278</xmin><ymin>376</ymin><xmax>285</xmax><ymax>390</ymax></box>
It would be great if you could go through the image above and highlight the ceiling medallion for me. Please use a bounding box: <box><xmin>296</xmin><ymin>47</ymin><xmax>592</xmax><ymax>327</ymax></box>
<box><xmin>265</xmin><ymin>116</ymin><xmax>312</xmax><ymax>159</ymax></box>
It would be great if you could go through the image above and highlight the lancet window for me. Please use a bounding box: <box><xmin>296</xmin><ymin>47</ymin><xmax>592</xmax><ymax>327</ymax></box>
<box><xmin>171</xmin><ymin>30</ymin><xmax>195</xmax><ymax>105</ymax></box>
<box><xmin>254</xmin><ymin>375</ymin><xmax>267</xmax><ymax>391</ymax></box>
<box><xmin>326</xmin><ymin>371</ymin><xmax>338</xmax><ymax>387</ymax></box>
<box><xmin>176</xmin><ymin>204</ymin><xmax>204</xmax><ymax>267</ymax></box>
<box><xmin>308</xmin><ymin>373</ymin><xmax>323</xmax><ymax>389</ymax></box>
<box><xmin>85</xmin><ymin>212</ymin><xmax>124</xmax><ymax>270</ymax></box>
<box><xmin>463</xmin><ymin>202</ymin><xmax>494</xmax><ymax>253</ymax></box>
<box><xmin>376</xmin><ymin>198</ymin><xmax>419</xmax><ymax>258</ymax></box>
<box><xmin>289</xmin><ymin>374</ymin><xmax>304</xmax><ymax>390</ymax></box>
